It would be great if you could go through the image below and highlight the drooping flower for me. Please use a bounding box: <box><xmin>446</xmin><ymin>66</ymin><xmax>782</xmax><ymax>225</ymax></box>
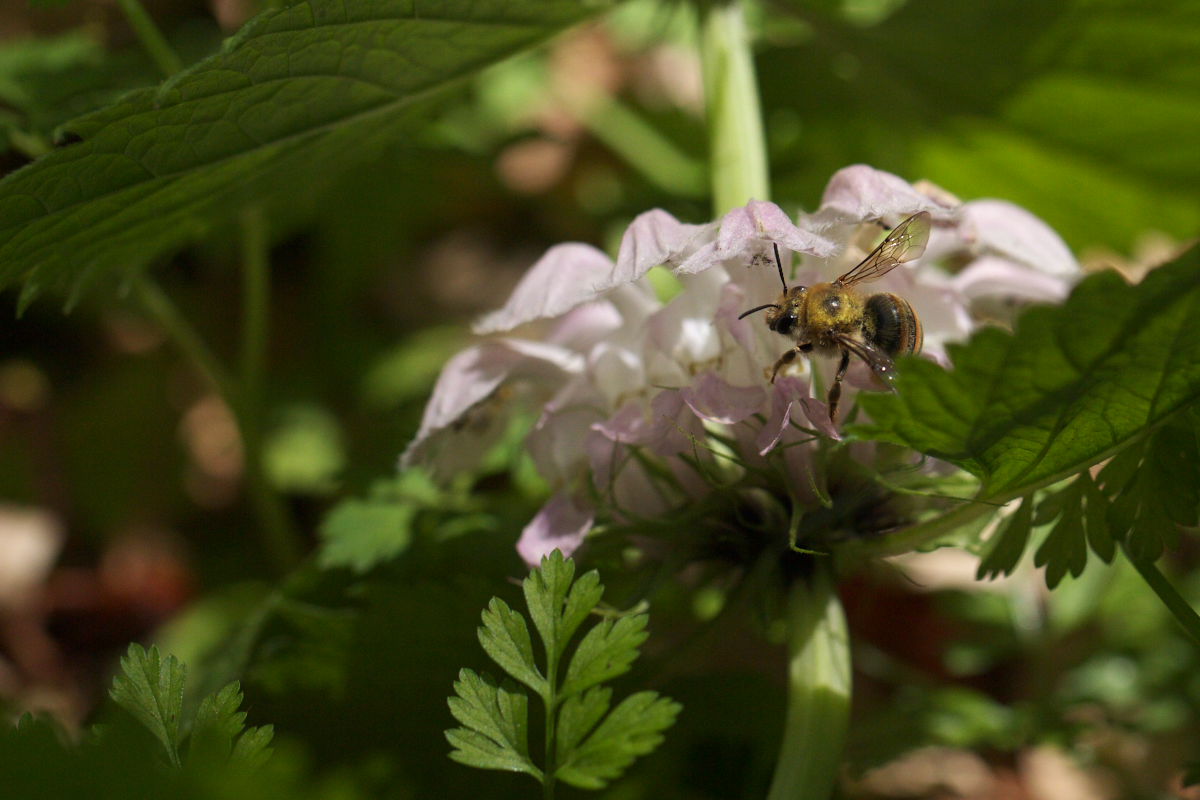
<box><xmin>402</xmin><ymin>165</ymin><xmax>1079</xmax><ymax>565</ymax></box>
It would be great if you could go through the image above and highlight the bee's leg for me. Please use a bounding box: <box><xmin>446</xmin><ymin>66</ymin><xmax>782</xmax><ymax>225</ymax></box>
<box><xmin>769</xmin><ymin>343</ymin><xmax>811</xmax><ymax>383</ymax></box>
<box><xmin>768</xmin><ymin>350</ymin><xmax>797</xmax><ymax>383</ymax></box>
<box><xmin>827</xmin><ymin>349</ymin><xmax>852</xmax><ymax>423</ymax></box>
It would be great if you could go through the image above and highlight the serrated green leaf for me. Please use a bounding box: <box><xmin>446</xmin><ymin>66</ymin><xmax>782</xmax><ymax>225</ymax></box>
<box><xmin>446</xmin><ymin>669</ymin><xmax>540</xmax><ymax>779</ymax></box>
<box><xmin>523</xmin><ymin>549</ymin><xmax>574</xmax><ymax>659</ymax></box>
<box><xmin>1104</xmin><ymin>420</ymin><xmax>1199</xmax><ymax>563</ymax></box>
<box><xmin>188</xmin><ymin>681</ymin><xmax>274</xmax><ymax>768</ymax></box>
<box><xmin>560</xmin><ymin>614</ymin><xmax>648</xmax><ymax>699</ymax></box>
<box><xmin>446</xmin><ymin>728</ymin><xmax>539</xmax><ymax>775</ymax></box>
<box><xmin>853</xmin><ymin>246</ymin><xmax>1200</xmax><ymax>508</ymax></box>
<box><xmin>554</xmin><ymin>691</ymin><xmax>680</xmax><ymax>790</ymax></box>
<box><xmin>556</xmin><ymin>686</ymin><xmax>611</xmax><ymax>762</ymax></box>
<box><xmin>317</xmin><ymin>497</ymin><xmax>415</xmax><ymax>573</ymax></box>
<box><xmin>477</xmin><ymin>600</ymin><xmax>544</xmax><ymax>695</ymax></box>
<box><xmin>1034</xmin><ymin>491</ymin><xmax>1087</xmax><ymax>590</ymax></box>
<box><xmin>0</xmin><ymin>0</ymin><xmax>597</xmax><ymax>301</ymax></box>
<box><xmin>229</xmin><ymin>724</ymin><xmax>274</xmax><ymax>769</ymax></box>
<box><xmin>108</xmin><ymin>644</ymin><xmax>186</xmax><ymax>767</ymax></box>
<box><xmin>1031</xmin><ymin>482</ymin><xmax>1073</xmax><ymax>527</ymax></box>
<box><xmin>1081</xmin><ymin>472</ymin><xmax>1115</xmax><ymax>563</ymax></box>
<box><xmin>189</xmin><ymin>682</ymin><xmax>245</xmax><ymax>762</ymax></box>
<box><xmin>976</xmin><ymin>495</ymin><xmax>1032</xmax><ymax>580</ymax></box>
<box><xmin>448</xmin><ymin>554</ymin><xmax>676</xmax><ymax>785</ymax></box>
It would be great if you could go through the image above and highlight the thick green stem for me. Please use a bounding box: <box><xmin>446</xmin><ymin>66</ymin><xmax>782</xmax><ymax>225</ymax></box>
<box><xmin>1125</xmin><ymin>551</ymin><xmax>1200</xmax><ymax>650</ymax></box>
<box><xmin>115</xmin><ymin>0</ymin><xmax>183</xmax><ymax>78</ymax></box>
<box><xmin>767</xmin><ymin>562</ymin><xmax>851</xmax><ymax>800</ymax></box>
<box><xmin>701</xmin><ymin>0</ymin><xmax>770</xmax><ymax>214</ymax></box>
<box><xmin>238</xmin><ymin>210</ymin><xmax>304</xmax><ymax>573</ymax></box>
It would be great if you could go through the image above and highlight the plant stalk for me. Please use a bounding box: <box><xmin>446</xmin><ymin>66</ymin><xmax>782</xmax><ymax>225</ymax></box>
<box><xmin>767</xmin><ymin>561</ymin><xmax>851</xmax><ymax>800</ymax></box>
<box><xmin>701</xmin><ymin>0</ymin><xmax>770</xmax><ymax>214</ymax></box>
<box><xmin>115</xmin><ymin>0</ymin><xmax>183</xmax><ymax>78</ymax></box>
<box><xmin>543</xmin><ymin>662</ymin><xmax>558</xmax><ymax>800</ymax></box>
<box><xmin>1125</xmin><ymin>550</ymin><xmax>1200</xmax><ymax>649</ymax></box>
<box><xmin>238</xmin><ymin>210</ymin><xmax>303</xmax><ymax>573</ymax></box>
<box><xmin>573</xmin><ymin>96</ymin><xmax>708</xmax><ymax>199</ymax></box>
<box><xmin>132</xmin><ymin>277</ymin><xmax>236</xmax><ymax>403</ymax></box>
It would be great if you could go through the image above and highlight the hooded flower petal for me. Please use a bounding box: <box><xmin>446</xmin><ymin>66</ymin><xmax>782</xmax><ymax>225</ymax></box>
<box><xmin>960</xmin><ymin>199</ymin><xmax>1079</xmax><ymax>277</ymax></box>
<box><xmin>615</xmin><ymin>208</ymin><xmax>715</xmax><ymax>277</ymax></box>
<box><xmin>677</xmin><ymin>200</ymin><xmax>837</xmax><ymax>276</ymax></box>
<box><xmin>517</xmin><ymin>492</ymin><xmax>594</xmax><ymax>566</ymax></box>
<box><xmin>951</xmin><ymin>256</ymin><xmax>1073</xmax><ymax>303</ymax></box>
<box><xmin>400</xmin><ymin>339</ymin><xmax>582</xmax><ymax>470</ymax></box>
<box><xmin>806</xmin><ymin>164</ymin><xmax>952</xmax><ymax>231</ymax></box>
<box><xmin>473</xmin><ymin>244</ymin><xmax>620</xmax><ymax>334</ymax></box>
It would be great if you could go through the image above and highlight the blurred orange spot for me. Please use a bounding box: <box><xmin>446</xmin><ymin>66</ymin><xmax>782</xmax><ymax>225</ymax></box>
<box><xmin>496</xmin><ymin>138</ymin><xmax>574</xmax><ymax>194</ymax></box>
<box><xmin>0</xmin><ymin>360</ymin><xmax>50</xmax><ymax>412</ymax></box>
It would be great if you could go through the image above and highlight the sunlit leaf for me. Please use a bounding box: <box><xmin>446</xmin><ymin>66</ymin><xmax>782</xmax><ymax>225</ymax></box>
<box><xmin>109</xmin><ymin>644</ymin><xmax>186</xmax><ymax>767</ymax></box>
<box><xmin>523</xmin><ymin>550</ymin><xmax>604</xmax><ymax>664</ymax></box>
<box><xmin>554</xmin><ymin>691</ymin><xmax>681</xmax><ymax>790</ymax></box>
<box><xmin>446</xmin><ymin>669</ymin><xmax>540</xmax><ymax>778</ymax></box>
<box><xmin>317</xmin><ymin>498</ymin><xmax>415</xmax><ymax>573</ymax></box>
<box><xmin>478</xmin><ymin>598</ymin><xmax>544</xmax><ymax>695</ymax></box>
<box><xmin>560</xmin><ymin>614</ymin><xmax>648</xmax><ymax>699</ymax></box>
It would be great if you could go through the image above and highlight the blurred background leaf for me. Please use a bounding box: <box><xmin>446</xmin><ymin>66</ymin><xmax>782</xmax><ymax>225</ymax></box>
<box><xmin>0</xmin><ymin>0</ymin><xmax>599</xmax><ymax>303</ymax></box>
<box><xmin>764</xmin><ymin>0</ymin><xmax>1200</xmax><ymax>252</ymax></box>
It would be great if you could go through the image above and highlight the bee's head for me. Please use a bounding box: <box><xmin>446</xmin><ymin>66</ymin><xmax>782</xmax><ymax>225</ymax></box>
<box><xmin>742</xmin><ymin>286</ymin><xmax>806</xmax><ymax>336</ymax></box>
<box><xmin>738</xmin><ymin>243</ymin><xmax>807</xmax><ymax>335</ymax></box>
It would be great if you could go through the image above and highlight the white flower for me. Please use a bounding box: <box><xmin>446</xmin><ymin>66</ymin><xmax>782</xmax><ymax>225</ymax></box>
<box><xmin>403</xmin><ymin>165</ymin><xmax>1080</xmax><ymax>565</ymax></box>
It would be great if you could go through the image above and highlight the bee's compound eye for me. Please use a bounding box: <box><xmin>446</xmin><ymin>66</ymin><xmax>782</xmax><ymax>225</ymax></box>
<box><xmin>772</xmin><ymin>314</ymin><xmax>796</xmax><ymax>336</ymax></box>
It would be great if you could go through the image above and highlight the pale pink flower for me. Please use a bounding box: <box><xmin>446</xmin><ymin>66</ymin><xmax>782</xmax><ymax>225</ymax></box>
<box><xmin>403</xmin><ymin>165</ymin><xmax>1079</xmax><ymax>565</ymax></box>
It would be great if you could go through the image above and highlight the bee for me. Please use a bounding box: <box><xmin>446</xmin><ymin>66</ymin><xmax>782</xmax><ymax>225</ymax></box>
<box><xmin>738</xmin><ymin>211</ymin><xmax>931</xmax><ymax>424</ymax></box>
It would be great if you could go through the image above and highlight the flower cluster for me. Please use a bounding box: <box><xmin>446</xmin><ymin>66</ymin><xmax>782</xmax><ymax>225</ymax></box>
<box><xmin>403</xmin><ymin>166</ymin><xmax>1079</xmax><ymax>565</ymax></box>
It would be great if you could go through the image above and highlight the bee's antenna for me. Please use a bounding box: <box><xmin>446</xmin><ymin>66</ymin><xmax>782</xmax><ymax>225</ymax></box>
<box><xmin>738</xmin><ymin>303</ymin><xmax>780</xmax><ymax>320</ymax></box>
<box><xmin>773</xmin><ymin>243</ymin><xmax>788</xmax><ymax>291</ymax></box>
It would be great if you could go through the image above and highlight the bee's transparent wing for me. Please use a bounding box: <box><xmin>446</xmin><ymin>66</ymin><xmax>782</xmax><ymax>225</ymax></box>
<box><xmin>835</xmin><ymin>334</ymin><xmax>898</xmax><ymax>389</ymax></box>
<box><xmin>835</xmin><ymin>211</ymin><xmax>931</xmax><ymax>287</ymax></box>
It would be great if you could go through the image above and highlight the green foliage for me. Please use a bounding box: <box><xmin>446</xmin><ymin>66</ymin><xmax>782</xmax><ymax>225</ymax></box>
<box><xmin>0</xmin><ymin>0</ymin><xmax>597</xmax><ymax>305</ymax></box>
<box><xmin>263</xmin><ymin>404</ymin><xmax>345</xmax><ymax>495</ymax></box>
<box><xmin>855</xmin><ymin>246</ymin><xmax>1200</xmax><ymax>501</ymax></box>
<box><xmin>766</xmin><ymin>0</ymin><xmax>1200</xmax><ymax>251</ymax></box>
<box><xmin>447</xmin><ymin>671</ymin><xmax>541</xmax><ymax>778</ymax></box>
<box><xmin>109</xmin><ymin>644</ymin><xmax>274</xmax><ymax>769</ymax></box>
<box><xmin>857</xmin><ymin>247</ymin><xmax>1200</xmax><ymax>589</ymax></box>
<box><xmin>1097</xmin><ymin>416</ymin><xmax>1199</xmax><ymax>563</ymax></box>
<box><xmin>0</xmin><ymin>32</ymin><xmax>102</xmax><ymax>153</ymax></box>
<box><xmin>318</xmin><ymin>470</ymin><xmax>485</xmax><ymax>573</ymax></box>
<box><xmin>109</xmin><ymin>643</ymin><xmax>187</xmax><ymax>766</ymax></box>
<box><xmin>975</xmin><ymin>494</ymin><xmax>1032</xmax><ymax>580</ymax></box>
<box><xmin>190</xmin><ymin>682</ymin><xmax>275</xmax><ymax>768</ymax></box>
<box><xmin>447</xmin><ymin>551</ymin><xmax>680</xmax><ymax>791</ymax></box>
